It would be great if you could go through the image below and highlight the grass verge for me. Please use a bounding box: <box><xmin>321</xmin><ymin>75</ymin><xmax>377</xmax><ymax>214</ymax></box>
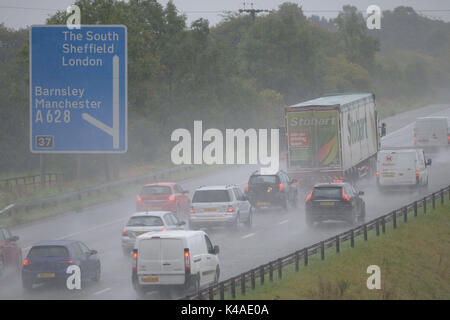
<box><xmin>230</xmin><ymin>200</ymin><xmax>450</xmax><ymax>300</ymax></box>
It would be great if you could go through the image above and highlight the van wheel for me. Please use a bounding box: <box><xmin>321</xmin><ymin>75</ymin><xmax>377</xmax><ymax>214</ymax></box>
<box><xmin>214</xmin><ymin>267</ymin><xmax>220</xmax><ymax>284</ymax></box>
<box><xmin>193</xmin><ymin>274</ymin><xmax>201</xmax><ymax>293</ymax></box>
<box><xmin>93</xmin><ymin>264</ymin><xmax>101</xmax><ymax>282</ymax></box>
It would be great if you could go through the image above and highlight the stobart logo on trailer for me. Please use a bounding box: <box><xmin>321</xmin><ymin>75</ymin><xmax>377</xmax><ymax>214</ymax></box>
<box><xmin>171</xmin><ymin>121</ymin><xmax>279</xmax><ymax>175</ymax></box>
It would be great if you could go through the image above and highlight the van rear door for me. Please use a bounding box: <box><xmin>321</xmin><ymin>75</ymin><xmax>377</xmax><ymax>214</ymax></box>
<box><xmin>379</xmin><ymin>152</ymin><xmax>416</xmax><ymax>185</ymax></box>
<box><xmin>137</xmin><ymin>237</ymin><xmax>185</xmax><ymax>285</ymax></box>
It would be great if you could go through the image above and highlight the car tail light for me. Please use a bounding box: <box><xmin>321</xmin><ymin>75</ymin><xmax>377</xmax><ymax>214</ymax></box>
<box><xmin>245</xmin><ymin>184</ymin><xmax>248</xmax><ymax>191</ymax></box>
<box><xmin>23</xmin><ymin>259</ymin><xmax>31</xmax><ymax>266</ymax></box>
<box><xmin>184</xmin><ymin>249</ymin><xmax>190</xmax><ymax>273</ymax></box>
<box><xmin>132</xmin><ymin>249</ymin><xmax>138</xmax><ymax>272</ymax></box>
<box><xmin>279</xmin><ymin>184</ymin><xmax>284</xmax><ymax>191</ymax></box>
<box><xmin>448</xmin><ymin>135</ymin><xmax>450</xmax><ymax>144</ymax></box>
<box><xmin>333</xmin><ymin>179</ymin><xmax>343</xmax><ymax>183</ymax></box>
<box><xmin>137</xmin><ymin>196</ymin><xmax>142</xmax><ymax>203</ymax></box>
<box><xmin>227</xmin><ymin>205</ymin><xmax>234</xmax><ymax>213</ymax></box>
<box><xmin>305</xmin><ymin>190</ymin><xmax>313</xmax><ymax>202</ymax></box>
<box><xmin>342</xmin><ymin>188</ymin><xmax>350</xmax><ymax>202</ymax></box>
<box><xmin>416</xmin><ymin>170</ymin><xmax>419</xmax><ymax>182</ymax></box>
<box><xmin>376</xmin><ymin>171</ymin><xmax>380</xmax><ymax>176</ymax></box>
<box><xmin>161</xmin><ymin>228</ymin><xmax>166</xmax><ymax>231</ymax></box>
<box><xmin>168</xmin><ymin>195</ymin><xmax>175</xmax><ymax>201</ymax></box>
<box><xmin>189</xmin><ymin>207</ymin><xmax>195</xmax><ymax>214</ymax></box>
<box><xmin>122</xmin><ymin>228</ymin><xmax>128</xmax><ymax>236</ymax></box>
<box><xmin>414</xmin><ymin>136</ymin><xmax>416</xmax><ymax>141</ymax></box>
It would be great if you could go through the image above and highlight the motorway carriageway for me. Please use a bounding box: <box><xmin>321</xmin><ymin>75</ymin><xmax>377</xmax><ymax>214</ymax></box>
<box><xmin>0</xmin><ymin>104</ymin><xmax>450</xmax><ymax>300</ymax></box>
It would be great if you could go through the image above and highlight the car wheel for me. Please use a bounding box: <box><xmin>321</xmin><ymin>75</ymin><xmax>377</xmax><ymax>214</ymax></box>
<box><xmin>244</xmin><ymin>208</ymin><xmax>253</xmax><ymax>228</ymax></box>
<box><xmin>357</xmin><ymin>204</ymin><xmax>366</xmax><ymax>223</ymax></box>
<box><xmin>232</xmin><ymin>213</ymin><xmax>240</xmax><ymax>230</ymax></box>
<box><xmin>22</xmin><ymin>278</ymin><xmax>33</xmax><ymax>291</ymax></box>
<box><xmin>93</xmin><ymin>264</ymin><xmax>101</xmax><ymax>282</ymax></box>
<box><xmin>0</xmin><ymin>256</ymin><xmax>4</xmax><ymax>277</ymax></box>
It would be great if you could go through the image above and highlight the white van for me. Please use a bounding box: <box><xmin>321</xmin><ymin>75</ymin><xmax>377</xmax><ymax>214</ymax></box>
<box><xmin>132</xmin><ymin>230</ymin><xmax>220</xmax><ymax>297</ymax></box>
<box><xmin>376</xmin><ymin>149</ymin><xmax>431</xmax><ymax>191</ymax></box>
<box><xmin>414</xmin><ymin>117</ymin><xmax>449</xmax><ymax>150</ymax></box>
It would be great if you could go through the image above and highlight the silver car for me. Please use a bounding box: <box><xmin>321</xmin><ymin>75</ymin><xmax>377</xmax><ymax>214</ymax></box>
<box><xmin>189</xmin><ymin>185</ymin><xmax>253</xmax><ymax>230</ymax></box>
<box><xmin>121</xmin><ymin>211</ymin><xmax>186</xmax><ymax>256</ymax></box>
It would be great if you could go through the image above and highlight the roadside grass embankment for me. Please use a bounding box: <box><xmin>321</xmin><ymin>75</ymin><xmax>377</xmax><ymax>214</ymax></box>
<box><xmin>231</xmin><ymin>200</ymin><xmax>450</xmax><ymax>300</ymax></box>
<box><xmin>0</xmin><ymin>164</ymin><xmax>220</xmax><ymax>228</ymax></box>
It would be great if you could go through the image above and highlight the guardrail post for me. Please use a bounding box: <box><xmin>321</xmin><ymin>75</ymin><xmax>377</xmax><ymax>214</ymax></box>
<box><xmin>336</xmin><ymin>236</ymin><xmax>340</xmax><ymax>253</ymax></box>
<box><xmin>220</xmin><ymin>283</ymin><xmax>224</xmax><ymax>300</ymax></box>
<box><xmin>448</xmin><ymin>185</ymin><xmax>450</xmax><ymax>201</ymax></box>
<box><xmin>251</xmin><ymin>270</ymin><xmax>255</xmax><ymax>289</ymax></box>
<box><xmin>231</xmin><ymin>278</ymin><xmax>236</xmax><ymax>299</ymax></box>
<box><xmin>441</xmin><ymin>189</ymin><xmax>444</xmax><ymax>206</ymax></box>
<box><xmin>241</xmin><ymin>274</ymin><xmax>246</xmax><ymax>296</ymax></box>
<box><xmin>432</xmin><ymin>193</ymin><xmax>436</xmax><ymax>210</ymax></box>
<box><xmin>304</xmin><ymin>248</ymin><xmax>308</xmax><ymax>266</ymax></box>
<box><xmin>320</xmin><ymin>242</ymin><xmax>325</xmax><ymax>260</ymax></box>
<box><xmin>269</xmin><ymin>262</ymin><xmax>273</xmax><ymax>282</ymax></box>
<box><xmin>363</xmin><ymin>224</ymin><xmax>368</xmax><ymax>241</ymax></box>
<box><xmin>414</xmin><ymin>201</ymin><xmax>418</xmax><ymax>217</ymax></box>
<box><xmin>423</xmin><ymin>197</ymin><xmax>427</xmax><ymax>214</ymax></box>
<box><xmin>209</xmin><ymin>286</ymin><xmax>214</xmax><ymax>300</ymax></box>
<box><xmin>375</xmin><ymin>219</ymin><xmax>380</xmax><ymax>236</ymax></box>
<box><xmin>393</xmin><ymin>211</ymin><xmax>397</xmax><ymax>229</ymax></box>
<box><xmin>260</xmin><ymin>266</ymin><xmax>264</xmax><ymax>285</ymax></box>
<box><xmin>382</xmin><ymin>216</ymin><xmax>386</xmax><ymax>233</ymax></box>
<box><xmin>350</xmin><ymin>230</ymin><xmax>354</xmax><ymax>248</ymax></box>
<box><xmin>278</xmin><ymin>258</ymin><xmax>282</xmax><ymax>279</ymax></box>
<box><xmin>403</xmin><ymin>207</ymin><xmax>407</xmax><ymax>223</ymax></box>
<box><xmin>295</xmin><ymin>251</ymin><xmax>299</xmax><ymax>271</ymax></box>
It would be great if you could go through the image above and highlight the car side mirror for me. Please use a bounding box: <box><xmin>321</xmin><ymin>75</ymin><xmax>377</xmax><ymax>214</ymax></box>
<box><xmin>426</xmin><ymin>159</ymin><xmax>432</xmax><ymax>166</ymax></box>
<box><xmin>381</xmin><ymin>123</ymin><xmax>387</xmax><ymax>137</ymax></box>
<box><xmin>89</xmin><ymin>250</ymin><xmax>98</xmax><ymax>255</ymax></box>
<box><xmin>358</xmin><ymin>191</ymin><xmax>364</xmax><ymax>196</ymax></box>
<box><xmin>178</xmin><ymin>221</ymin><xmax>186</xmax><ymax>226</ymax></box>
<box><xmin>290</xmin><ymin>178</ymin><xmax>298</xmax><ymax>184</ymax></box>
<box><xmin>213</xmin><ymin>245</ymin><xmax>220</xmax><ymax>255</ymax></box>
<box><xmin>8</xmin><ymin>236</ymin><xmax>19</xmax><ymax>242</ymax></box>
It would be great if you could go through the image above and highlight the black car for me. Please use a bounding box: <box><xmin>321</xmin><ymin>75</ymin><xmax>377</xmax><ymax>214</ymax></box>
<box><xmin>245</xmin><ymin>171</ymin><xmax>298</xmax><ymax>211</ymax></box>
<box><xmin>305</xmin><ymin>182</ymin><xmax>365</xmax><ymax>226</ymax></box>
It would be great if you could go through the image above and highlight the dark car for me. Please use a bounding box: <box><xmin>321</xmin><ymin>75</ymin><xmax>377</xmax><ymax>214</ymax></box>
<box><xmin>0</xmin><ymin>226</ymin><xmax>22</xmax><ymax>276</ymax></box>
<box><xmin>305</xmin><ymin>182</ymin><xmax>365</xmax><ymax>227</ymax></box>
<box><xmin>22</xmin><ymin>240</ymin><xmax>101</xmax><ymax>290</ymax></box>
<box><xmin>245</xmin><ymin>171</ymin><xmax>298</xmax><ymax>211</ymax></box>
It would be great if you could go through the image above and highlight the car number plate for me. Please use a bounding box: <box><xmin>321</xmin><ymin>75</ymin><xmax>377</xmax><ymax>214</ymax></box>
<box><xmin>320</xmin><ymin>202</ymin><xmax>335</xmax><ymax>206</ymax></box>
<box><xmin>203</xmin><ymin>208</ymin><xmax>217</xmax><ymax>212</ymax></box>
<box><xmin>142</xmin><ymin>276</ymin><xmax>159</xmax><ymax>283</ymax></box>
<box><xmin>383</xmin><ymin>173</ymin><xmax>395</xmax><ymax>177</ymax></box>
<box><xmin>37</xmin><ymin>273</ymin><xmax>55</xmax><ymax>278</ymax></box>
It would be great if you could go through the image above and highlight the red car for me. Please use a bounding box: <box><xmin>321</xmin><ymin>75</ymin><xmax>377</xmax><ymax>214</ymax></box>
<box><xmin>136</xmin><ymin>183</ymin><xmax>190</xmax><ymax>215</ymax></box>
<box><xmin>0</xmin><ymin>226</ymin><xmax>22</xmax><ymax>276</ymax></box>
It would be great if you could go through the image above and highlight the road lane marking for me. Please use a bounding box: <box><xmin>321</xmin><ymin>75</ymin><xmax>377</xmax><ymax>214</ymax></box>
<box><xmin>241</xmin><ymin>233</ymin><xmax>255</xmax><ymax>239</ymax></box>
<box><xmin>93</xmin><ymin>287</ymin><xmax>112</xmax><ymax>296</ymax></box>
<box><xmin>278</xmin><ymin>219</ymin><xmax>289</xmax><ymax>225</ymax></box>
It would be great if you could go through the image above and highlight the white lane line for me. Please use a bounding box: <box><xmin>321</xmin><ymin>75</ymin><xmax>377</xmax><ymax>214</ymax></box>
<box><xmin>241</xmin><ymin>233</ymin><xmax>255</xmax><ymax>239</ymax></box>
<box><xmin>22</xmin><ymin>216</ymin><xmax>129</xmax><ymax>251</ymax></box>
<box><xmin>93</xmin><ymin>287</ymin><xmax>112</xmax><ymax>296</ymax></box>
<box><xmin>278</xmin><ymin>219</ymin><xmax>289</xmax><ymax>225</ymax></box>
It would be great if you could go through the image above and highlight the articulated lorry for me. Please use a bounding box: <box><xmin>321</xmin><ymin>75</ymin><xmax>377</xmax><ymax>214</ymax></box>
<box><xmin>283</xmin><ymin>93</ymin><xmax>386</xmax><ymax>187</ymax></box>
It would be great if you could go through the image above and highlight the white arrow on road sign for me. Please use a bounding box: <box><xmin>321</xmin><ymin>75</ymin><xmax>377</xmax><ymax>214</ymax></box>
<box><xmin>82</xmin><ymin>55</ymin><xmax>120</xmax><ymax>149</ymax></box>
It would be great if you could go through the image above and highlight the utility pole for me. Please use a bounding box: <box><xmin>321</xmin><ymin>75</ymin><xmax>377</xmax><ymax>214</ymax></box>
<box><xmin>239</xmin><ymin>2</ymin><xmax>269</xmax><ymax>21</ymax></box>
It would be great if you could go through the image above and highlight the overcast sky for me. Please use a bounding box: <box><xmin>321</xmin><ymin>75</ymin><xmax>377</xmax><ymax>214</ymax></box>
<box><xmin>0</xmin><ymin>0</ymin><xmax>449</xmax><ymax>30</ymax></box>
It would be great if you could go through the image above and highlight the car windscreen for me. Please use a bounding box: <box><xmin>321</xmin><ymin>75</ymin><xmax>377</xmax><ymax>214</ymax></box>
<box><xmin>140</xmin><ymin>186</ymin><xmax>171</xmax><ymax>195</ymax></box>
<box><xmin>192</xmin><ymin>190</ymin><xmax>231</xmax><ymax>203</ymax></box>
<box><xmin>127</xmin><ymin>216</ymin><xmax>164</xmax><ymax>227</ymax></box>
<box><xmin>312</xmin><ymin>187</ymin><xmax>342</xmax><ymax>200</ymax></box>
<box><xmin>249</xmin><ymin>175</ymin><xmax>278</xmax><ymax>184</ymax></box>
<box><xmin>28</xmin><ymin>246</ymin><xmax>69</xmax><ymax>258</ymax></box>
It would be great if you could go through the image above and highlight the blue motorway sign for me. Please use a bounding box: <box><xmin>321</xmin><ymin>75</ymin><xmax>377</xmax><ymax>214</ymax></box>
<box><xmin>30</xmin><ymin>25</ymin><xmax>127</xmax><ymax>153</ymax></box>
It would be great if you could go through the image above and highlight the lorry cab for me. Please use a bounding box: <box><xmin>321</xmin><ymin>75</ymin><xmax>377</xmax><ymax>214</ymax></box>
<box><xmin>376</xmin><ymin>149</ymin><xmax>431</xmax><ymax>191</ymax></box>
<box><xmin>414</xmin><ymin>117</ymin><xmax>449</xmax><ymax>150</ymax></box>
<box><xmin>132</xmin><ymin>230</ymin><xmax>220</xmax><ymax>297</ymax></box>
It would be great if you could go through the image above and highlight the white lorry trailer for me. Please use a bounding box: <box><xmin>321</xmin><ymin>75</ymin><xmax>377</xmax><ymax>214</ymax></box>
<box><xmin>284</xmin><ymin>93</ymin><xmax>385</xmax><ymax>187</ymax></box>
